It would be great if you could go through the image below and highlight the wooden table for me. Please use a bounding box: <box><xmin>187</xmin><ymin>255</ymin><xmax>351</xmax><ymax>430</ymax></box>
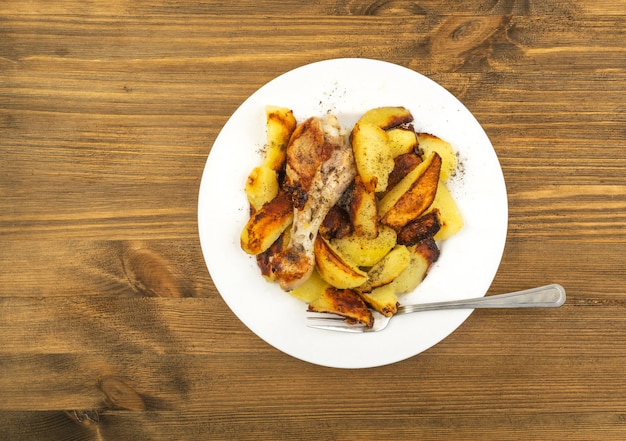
<box><xmin>2</xmin><ymin>1</ymin><xmax>625</xmax><ymax>439</ymax></box>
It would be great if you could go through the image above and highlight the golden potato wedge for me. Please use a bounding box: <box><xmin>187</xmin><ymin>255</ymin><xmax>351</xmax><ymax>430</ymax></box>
<box><xmin>240</xmin><ymin>191</ymin><xmax>294</xmax><ymax>255</ymax></box>
<box><xmin>350</xmin><ymin>176</ymin><xmax>378</xmax><ymax>239</ymax></box>
<box><xmin>330</xmin><ymin>225</ymin><xmax>397</xmax><ymax>268</ymax></box>
<box><xmin>264</xmin><ymin>105</ymin><xmax>297</xmax><ymax>171</ymax></box>
<box><xmin>389</xmin><ymin>238</ymin><xmax>440</xmax><ymax>294</ymax></box>
<box><xmin>245</xmin><ymin>164</ymin><xmax>279</xmax><ymax>211</ymax></box>
<box><xmin>427</xmin><ymin>181</ymin><xmax>464</xmax><ymax>241</ymax></box>
<box><xmin>387</xmin><ymin>127</ymin><xmax>418</xmax><ymax>158</ymax></box>
<box><xmin>289</xmin><ymin>268</ymin><xmax>329</xmax><ymax>303</ymax></box>
<box><xmin>379</xmin><ymin>151</ymin><xmax>442</xmax><ymax>229</ymax></box>
<box><xmin>358</xmin><ymin>245</ymin><xmax>411</xmax><ymax>293</ymax></box>
<box><xmin>357</xmin><ymin>106</ymin><xmax>414</xmax><ymax>130</ymax></box>
<box><xmin>359</xmin><ymin>284</ymin><xmax>398</xmax><ymax>317</ymax></box>
<box><xmin>417</xmin><ymin>133</ymin><xmax>457</xmax><ymax>181</ymax></box>
<box><xmin>308</xmin><ymin>287</ymin><xmax>373</xmax><ymax>327</ymax></box>
<box><xmin>350</xmin><ymin>122</ymin><xmax>394</xmax><ymax>192</ymax></box>
<box><xmin>314</xmin><ymin>236</ymin><xmax>368</xmax><ymax>289</ymax></box>
<box><xmin>397</xmin><ymin>209</ymin><xmax>441</xmax><ymax>246</ymax></box>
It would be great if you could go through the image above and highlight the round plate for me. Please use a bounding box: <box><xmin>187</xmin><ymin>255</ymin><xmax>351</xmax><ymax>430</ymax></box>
<box><xmin>198</xmin><ymin>58</ymin><xmax>508</xmax><ymax>369</ymax></box>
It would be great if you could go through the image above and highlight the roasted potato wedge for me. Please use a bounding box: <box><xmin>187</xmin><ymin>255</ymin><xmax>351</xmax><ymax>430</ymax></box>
<box><xmin>358</xmin><ymin>245</ymin><xmax>411</xmax><ymax>293</ymax></box>
<box><xmin>350</xmin><ymin>122</ymin><xmax>394</xmax><ymax>192</ymax></box>
<box><xmin>314</xmin><ymin>236</ymin><xmax>368</xmax><ymax>289</ymax></box>
<box><xmin>387</xmin><ymin>152</ymin><xmax>422</xmax><ymax>190</ymax></box>
<box><xmin>397</xmin><ymin>209</ymin><xmax>441</xmax><ymax>246</ymax></box>
<box><xmin>308</xmin><ymin>287</ymin><xmax>373</xmax><ymax>327</ymax></box>
<box><xmin>264</xmin><ymin>105</ymin><xmax>297</xmax><ymax>171</ymax></box>
<box><xmin>357</xmin><ymin>106</ymin><xmax>414</xmax><ymax>130</ymax></box>
<box><xmin>319</xmin><ymin>205</ymin><xmax>353</xmax><ymax>240</ymax></box>
<box><xmin>417</xmin><ymin>133</ymin><xmax>457</xmax><ymax>181</ymax></box>
<box><xmin>330</xmin><ymin>225</ymin><xmax>397</xmax><ymax>268</ymax></box>
<box><xmin>289</xmin><ymin>269</ymin><xmax>329</xmax><ymax>303</ymax></box>
<box><xmin>350</xmin><ymin>176</ymin><xmax>378</xmax><ymax>239</ymax></box>
<box><xmin>240</xmin><ymin>191</ymin><xmax>294</xmax><ymax>255</ymax></box>
<box><xmin>255</xmin><ymin>227</ymin><xmax>290</xmax><ymax>279</ymax></box>
<box><xmin>359</xmin><ymin>284</ymin><xmax>399</xmax><ymax>317</ymax></box>
<box><xmin>245</xmin><ymin>164</ymin><xmax>279</xmax><ymax>211</ymax></box>
<box><xmin>427</xmin><ymin>181</ymin><xmax>464</xmax><ymax>241</ymax></box>
<box><xmin>387</xmin><ymin>127</ymin><xmax>418</xmax><ymax>158</ymax></box>
<box><xmin>379</xmin><ymin>152</ymin><xmax>442</xmax><ymax>230</ymax></box>
<box><xmin>389</xmin><ymin>238</ymin><xmax>440</xmax><ymax>294</ymax></box>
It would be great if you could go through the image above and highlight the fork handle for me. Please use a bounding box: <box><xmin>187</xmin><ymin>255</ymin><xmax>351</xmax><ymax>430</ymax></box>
<box><xmin>397</xmin><ymin>284</ymin><xmax>566</xmax><ymax>315</ymax></box>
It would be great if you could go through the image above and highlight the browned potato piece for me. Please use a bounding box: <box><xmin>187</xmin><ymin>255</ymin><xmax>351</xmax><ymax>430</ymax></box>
<box><xmin>255</xmin><ymin>227</ymin><xmax>290</xmax><ymax>279</ymax></box>
<box><xmin>319</xmin><ymin>205</ymin><xmax>353</xmax><ymax>240</ymax></box>
<box><xmin>240</xmin><ymin>191</ymin><xmax>294</xmax><ymax>255</ymax></box>
<box><xmin>314</xmin><ymin>236</ymin><xmax>368</xmax><ymax>289</ymax></box>
<box><xmin>387</xmin><ymin>152</ymin><xmax>422</xmax><ymax>190</ymax></box>
<box><xmin>389</xmin><ymin>238</ymin><xmax>440</xmax><ymax>294</ymax></box>
<box><xmin>359</xmin><ymin>284</ymin><xmax>399</xmax><ymax>317</ymax></box>
<box><xmin>350</xmin><ymin>122</ymin><xmax>394</xmax><ymax>192</ymax></box>
<box><xmin>308</xmin><ymin>287</ymin><xmax>373</xmax><ymax>327</ymax></box>
<box><xmin>357</xmin><ymin>245</ymin><xmax>411</xmax><ymax>293</ymax></box>
<box><xmin>387</xmin><ymin>127</ymin><xmax>418</xmax><ymax>158</ymax></box>
<box><xmin>427</xmin><ymin>181</ymin><xmax>464</xmax><ymax>241</ymax></box>
<box><xmin>264</xmin><ymin>106</ymin><xmax>297</xmax><ymax>171</ymax></box>
<box><xmin>330</xmin><ymin>225</ymin><xmax>397</xmax><ymax>268</ymax></box>
<box><xmin>379</xmin><ymin>152</ymin><xmax>442</xmax><ymax>230</ymax></box>
<box><xmin>245</xmin><ymin>164</ymin><xmax>279</xmax><ymax>211</ymax></box>
<box><xmin>417</xmin><ymin>133</ymin><xmax>457</xmax><ymax>181</ymax></box>
<box><xmin>289</xmin><ymin>269</ymin><xmax>329</xmax><ymax>303</ymax></box>
<box><xmin>397</xmin><ymin>209</ymin><xmax>441</xmax><ymax>246</ymax></box>
<box><xmin>357</xmin><ymin>106</ymin><xmax>414</xmax><ymax>130</ymax></box>
<box><xmin>350</xmin><ymin>176</ymin><xmax>378</xmax><ymax>239</ymax></box>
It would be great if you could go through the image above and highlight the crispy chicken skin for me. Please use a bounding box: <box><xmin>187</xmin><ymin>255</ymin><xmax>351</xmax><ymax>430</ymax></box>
<box><xmin>269</xmin><ymin>115</ymin><xmax>357</xmax><ymax>291</ymax></box>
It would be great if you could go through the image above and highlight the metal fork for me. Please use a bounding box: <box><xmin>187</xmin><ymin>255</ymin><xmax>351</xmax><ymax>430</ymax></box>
<box><xmin>307</xmin><ymin>284</ymin><xmax>566</xmax><ymax>333</ymax></box>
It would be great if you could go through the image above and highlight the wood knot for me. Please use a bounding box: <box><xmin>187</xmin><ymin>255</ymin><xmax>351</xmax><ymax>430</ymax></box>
<box><xmin>122</xmin><ymin>244</ymin><xmax>184</xmax><ymax>297</ymax></box>
<box><xmin>358</xmin><ymin>0</ymin><xmax>426</xmax><ymax>16</ymax></box>
<box><xmin>428</xmin><ymin>15</ymin><xmax>511</xmax><ymax>70</ymax></box>
<box><xmin>98</xmin><ymin>375</ymin><xmax>146</xmax><ymax>411</ymax></box>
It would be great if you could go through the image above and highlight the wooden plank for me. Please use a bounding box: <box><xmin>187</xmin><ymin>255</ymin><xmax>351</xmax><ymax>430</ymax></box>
<box><xmin>2</xmin><ymin>0</ymin><xmax>626</xmax><ymax>16</ymax></box>
<box><xmin>2</xmin><ymin>409</ymin><xmax>626</xmax><ymax>441</ymax></box>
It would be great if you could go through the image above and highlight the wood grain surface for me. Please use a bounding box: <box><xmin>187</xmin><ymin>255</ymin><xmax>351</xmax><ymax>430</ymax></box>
<box><xmin>1</xmin><ymin>1</ymin><xmax>625</xmax><ymax>439</ymax></box>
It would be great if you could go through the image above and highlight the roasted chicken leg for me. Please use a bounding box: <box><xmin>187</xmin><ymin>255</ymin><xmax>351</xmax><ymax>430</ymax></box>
<box><xmin>269</xmin><ymin>115</ymin><xmax>357</xmax><ymax>291</ymax></box>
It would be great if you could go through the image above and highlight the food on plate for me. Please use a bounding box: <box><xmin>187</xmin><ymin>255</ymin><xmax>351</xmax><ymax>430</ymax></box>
<box><xmin>356</xmin><ymin>245</ymin><xmax>411</xmax><ymax>293</ymax></box>
<box><xmin>264</xmin><ymin>106</ymin><xmax>297</xmax><ymax>171</ymax></box>
<box><xmin>388</xmin><ymin>238</ymin><xmax>440</xmax><ymax>295</ymax></box>
<box><xmin>379</xmin><ymin>151</ymin><xmax>442</xmax><ymax>229</ymax></box>
<box><xmin>397</xmin><ymin>210</ymin><xmax>441</xmax><ymax>246</ymax></box>
<box><xmin>308</xmin><ymin>287</ymin><xmax>373</xmax><ymax>327</ymax></box>
<box><xmin>360</xmin><ymin>284</ymin><xmax>399</xmax><ymax>317</ymax></box>
<box><xmin>349</xmin><ymin>176</ymin><xmax>379</xmax><ymax>239</ymax></box>
<box><xmin>357</xmin><ymin>106</ymin><xmax>414</xmax><ymax>130</ymax></box>
<box><xmin>350</xmin><ymin>122</ymin><xmax>394</xmax><ymax>192</ymax></box>
<box><xmin>417</xmin><ymin>132</ymin><xmax>457</xmax><ymax>181</ymax></box>
<box><xmin>240</xmin><ymin>105</ymin><xmax>463</xmax><ymax>327</ymax></box>
<box><xmin>240</xmin><ymin>191</ymin><xmax>293</xmax><ymax>255</ymax></box>
<box><xmin>387</xmin><ymin>152</ymin><xmax>422</xmax><ymax>189</ymax></box>
<box><xmin>258</xmin><ymin>115</ymin><xmax>356</xmax><ymax>291</ymax></box>
<box><xmin>387</xmin><ymin>127</ymin><xmax>419</xmax><ymax>158</ymax></box>
<box><xmin>289</xmin><ymin>269</ymin><xmax>330</xmax><ymax>303</ymax></box>
<box><xmin>427</xmin><ymin>181</ymin><xmax>464</xmax><ymax>241</ymax></box>
<box><xmin>314</xmin><ymin>236</ymin><xmax>368</xmax><ymax>289</ymax></box>
<box><xmin>330</xmin><ymin>225</ymin><xmax>397</xmax><ymax>267</ymax></box>
<box><xmin>245</xmin><ymin>164</ymin><xmax>279</xmax><ymax>211</ymax></box>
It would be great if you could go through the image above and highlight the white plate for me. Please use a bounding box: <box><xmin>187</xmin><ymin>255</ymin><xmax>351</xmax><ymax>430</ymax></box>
<box><xmin>198</xmin><ymin>58</ymin><xmax>508</xmax><ymax>369</ymax></box>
